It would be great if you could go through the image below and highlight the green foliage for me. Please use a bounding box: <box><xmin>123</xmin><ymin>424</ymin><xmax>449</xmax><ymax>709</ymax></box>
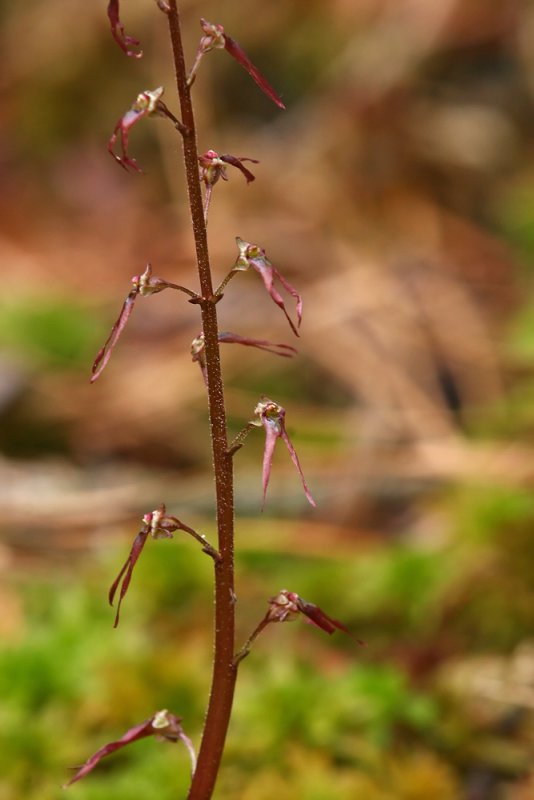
<box><xmin>2</xmin><ymin>479</ymin><xmax>532</xmax><ymax>798</ymax></box>
<box><xmin>0</xmin><ymin>297</ymin><xmax>98</xmax><ymax>369</ymax></box>
<box><xmin>238</xmin><ymin>538</ymin><xmax>453</xmax><ymax>642</ymax></box>
<box><xmin>496</xmin><ymin>180</ymin><xmax>534</xmax><ymax>261</ymax></box>
<box><xmin>235</xmin><ymin>659</ymin><xmax>437</xmax><ymax>756</ymax></box>
<box><xmin>450</xmin><ymin>483</ymin><xmax>534</xmax><ymax>544</ymax></box>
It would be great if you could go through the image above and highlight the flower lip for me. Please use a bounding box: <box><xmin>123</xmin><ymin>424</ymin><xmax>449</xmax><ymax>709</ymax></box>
<box><xmin>64</xmin><ymin>709</ymin><xmax>196</xmax><ymax>787</ymax></box>
<box><xmin>254</xmin><ymin>397</ymin><xmax>316</xmax><ymax>508</ymax></box>
<box><xmin>108</xmin><ymin>87</ymin><xmax>166</xmax><ymax>173</ymax></box>
<box><xmin>198</xmin><ymin>150</ymin><xmax>259</xmax><ymax>187</ymax></box>
<box><xmin>107</xmin><ymin>0</ymin><xmax>143</xmax><ymax>58</ymax></box>
<box><xmin>191</xmin><ymin>18</ymin><xmax>285</xmax><ymax>109</ymax></box>
<box><xmin>269</xmin><ymin>590</ymin><xmax>366</xmax><ymax>644</ymax></box>
<box><xmin>232</xmin><ymin>238</ymin><xmax>302</xmax><ymax>336</ymax></box>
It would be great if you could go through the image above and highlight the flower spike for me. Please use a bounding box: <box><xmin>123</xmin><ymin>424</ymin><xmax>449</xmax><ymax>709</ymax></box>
<box><xmin>254</xmin><ymin>398</ymin><xmax>316</xmax><ymax>508</ymax></box>
<box><xmin>91</xmin><ymin>264</ymin><xmax>197</xmax><ymax>383</ymax></box>
<box><xmin>107</xmin><ymin>1</ymin><xmax>142</xmax><ymax>59</ymax></box>
<box><xmin>233</xmin><ymin>238</ymin><xmax>303</xmax><ymax>336</ymax></box>
<box><xmin>64</xmin><ymin>710</ymin><xmax>195</xmax><ymax>786</ymax></box>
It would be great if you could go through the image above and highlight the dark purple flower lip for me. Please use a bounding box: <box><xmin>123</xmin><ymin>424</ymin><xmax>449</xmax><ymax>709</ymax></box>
<box><xmin>266</xmin><ymin>590</ymin><xmax>366</xmax><ymax>644</ymax></box>
<box><xmin>233</xmin><ymin>238</ymin><xmax>303</xmax><ymax>337</ymax></box>
<box><xmin>108</xmin><ymin>87</ymin><xmax>165</xmax><ymax>173</ymax></box>
<box><xmin>198</xmin><ymin>150</ymin><xmax>259</xmax><ymax>187</ymax></box>
<box><xmin>91</xmin><ymin>263</ymin><xmax>197</xmax><ymax>383</ymax></box>
<box><xmin>222</xmin><ymin>33</ymin><xmax>285</xmax><ymax>109</ymax></box>
<box><xmin>254</xmin><ymin>398</ymin><xmax>316</xmax><ymax>508</ymax></box>
<box><xmin>108</xmin><ymin>526</ymin><xmax>149</xmax><ymax>629</ymax></box>
<box><xmin>217</xmin><ymin>332</ymin><xmax>297</xmax><ymax>357</ymax></box>
<box><xmin>108</xmin><ymin>504</ymin><xmax>219</xmax><ymax>627</ymax></box>
<box><xmin>191</xmin><ymin>331</ymin><xmax>296</xmax><ymax>385</ymax></box>
<box><xmin>198</xmin><ymin>151</ymin><xmax>259</xmax><ymax>224</ymax></box>
<box><xmin>187</xmin><ymin>19</ymin><xmax>285</xmax><ymax>110</ymax></box>
<box><xmin>64</xmin><ymin>709</ymin><xmax>196</xmax><ymax>787</ymax></box>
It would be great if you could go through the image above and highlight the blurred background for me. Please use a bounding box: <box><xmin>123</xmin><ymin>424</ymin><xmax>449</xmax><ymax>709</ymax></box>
<box><xmin>1</xmin><ymin>0</ymin><xmax>534</xmax><ymax>797</ymax></box>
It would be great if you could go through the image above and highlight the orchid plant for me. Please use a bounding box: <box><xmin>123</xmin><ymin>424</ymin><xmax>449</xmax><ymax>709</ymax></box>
<box><xmin>70</xmin><ymin>4</ymin><xmax>362</xmax><ymax>798</ymax></box>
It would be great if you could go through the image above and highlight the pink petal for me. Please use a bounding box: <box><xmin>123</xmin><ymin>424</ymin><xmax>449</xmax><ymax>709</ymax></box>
<box><xmin>91</xmin><ymin>290</ymin><xmax>138</xmax><ymax>382</ymax></box>
<box><xmin>223</xmin><ymin>35</ymin><xmax>285</xmax><ymax>109</ymax></box>
<box><xmin>279</xmin><ymin>427</ymin><xmax>316</xmax><ymax>507</ymax></box>
<box><xmin>107</xmin><ymin>0</ymin><xmax>143</xmax><ymax>58</ymax></box>
<box><xmin>108</xmin><ymin>529</ymin><xmax>149</xmax><ymax>628</ymax></box>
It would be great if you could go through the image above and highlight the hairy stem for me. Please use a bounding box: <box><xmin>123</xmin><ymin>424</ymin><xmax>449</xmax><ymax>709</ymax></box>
<box><xmin>166</xmin><ymin>4</ymin><xmax>237</xmax><ymax>798</ymax></box>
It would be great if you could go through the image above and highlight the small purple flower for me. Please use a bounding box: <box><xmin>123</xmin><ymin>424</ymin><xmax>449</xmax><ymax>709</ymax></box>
<box><xmin>108</xmin><ymin>87</ymin><xmax>165</xmax><ymax>172</ymax></box>
<box><xmin>254</xmin><ymin>398</ymin><xmax>316</xmax><ymax>508</ymax></box>
<box><xmin>198</xmin><ymin>150</ymin><xmax>258</xmax><ymax>188</ymax></box>
<box><xmin>265</xmin><ymin>590</ymin><xmax>366</xmax><ymax>644</ymax></box>
<box><xmin>107</xmin><ymin>0</ymin><xmax>142</xmax><ymax>59</ymax></box>
<box><xmin>188</xmin><ymin>19</ymin><xmax>285</xmax><ymax>110</ymax></box>
<box><xmin>91</xmin><ymin>263</ymin><xmax>194</xmax><ymax>382</ymax></box>
<box><xmin>191</xmin><ymin>331</ymin><xmax>296</xmax><ymax>385</ymax></box>
<box><xmin>64</xmin><ymin>709</ymin><xmax>195</xmax><ymax>786</ymax></box>
<box><xmin>233</xmin><ymin>238</ymin><xmax>303</xmax><ymax>337</ymax></box>
<box><xmin>198</xmin><ymin>150</ymin><xmax>259</xmax><ymax>223</ymax></box>
<box><xmin>235</xmin><ymin>589</ymin><xmax>365</xmax><ymax>662</ymax></box>
<box><xmin>109</xmin><ymin>504</ymin><xmax>189</xmax><ymax>627</ymax></box>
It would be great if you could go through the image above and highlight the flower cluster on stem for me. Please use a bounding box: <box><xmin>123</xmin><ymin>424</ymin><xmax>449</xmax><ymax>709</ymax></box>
<box><xmin>69</xmin><ymin>6</ymin><xmax>360</xmax><ymax>799</ymax></box>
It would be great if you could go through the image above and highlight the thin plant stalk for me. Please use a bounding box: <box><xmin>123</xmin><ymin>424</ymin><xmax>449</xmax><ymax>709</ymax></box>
<box><xmin>166</xmin><ymin>4</ymin><xmax>237</xmax><ymax>798</ymax></box>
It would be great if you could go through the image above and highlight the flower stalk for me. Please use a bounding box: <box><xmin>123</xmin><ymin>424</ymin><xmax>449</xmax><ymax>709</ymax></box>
<box><xmin>166</xmin><ymin>4</ymin><xmax>238</xmax><ymax>798</ymax></box>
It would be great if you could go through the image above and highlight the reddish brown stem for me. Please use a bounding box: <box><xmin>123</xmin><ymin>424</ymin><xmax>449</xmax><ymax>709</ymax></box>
<box><xmin>166</xmin><ymin>4</ymin><xmax>237</xmax><ymax>798</ymax></box>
